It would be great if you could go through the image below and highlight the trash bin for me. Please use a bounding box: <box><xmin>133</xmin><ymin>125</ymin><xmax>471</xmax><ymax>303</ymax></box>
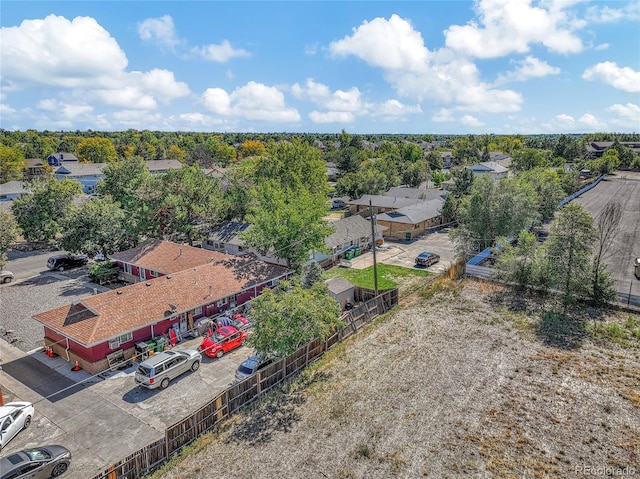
<box><xmin>155</xmin><ymin>337</ymin><xmax>165</xmax><ymax>352</ymax></box>
<box><xmin>354</xmin><ymin>247</ymin><xmax>361</xmax><ymax>257</ymax></box>
<box><xmin>146</xmin><ymin>339</ymin><xmax>156</xmax><ymax>354</ymax></box>
<box><xmin>345</xmin><ymin>250</ymin><xmax>354</xmax><ymax>260</ymax></box>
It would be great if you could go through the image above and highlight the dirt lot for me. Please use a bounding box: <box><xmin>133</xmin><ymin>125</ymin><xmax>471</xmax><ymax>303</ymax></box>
<box><xmin>154</xmin><ymin>279</ymin><xmax>640</xmax><ymax>479</ymax></box>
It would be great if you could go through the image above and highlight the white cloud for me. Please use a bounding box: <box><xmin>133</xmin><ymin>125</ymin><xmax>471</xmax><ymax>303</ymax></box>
<box><xmin>202</xmin><ymin>81</ymin><xmax>300</xmax><ymax>122</ymax></box>
<box><xmin>494</xmin><ymin>56</ymin><xmax>560</xmax><ymax>85</ymax></box>
<box><xmin>309</xmin><ymin>111</ymin><xmax>355</xmax><ymax>123</ymax></box>
<box><xmin>192</xmin><ymin>40</ymin><xmax>250</xmax><ymax>62</ymax></box>
<box><xmin>595</xmin><ymin>43</ymin><xmax>609</xmax><ymax>51</ymax></box>
<box><xmin>330</xmin><ymin>14</ymin><xmax>429</xmax><ymax>71</ymax></box>
<box><xmin>0</xmin><ymin>104</ymin><xmax>16</xmax><ymax>114</ymax></box>
<box><xmin>292</xmin><ymin>79</ymin><xmax>364</xmax><ymax>112</ymax></box>
<box><xmin>585</xmin><ymin>3</ymin><xmax>640</xmax><ymax>23</ymax></box>
<box><xmin>444</xmin><ymin>0</ymin><xmax>583</xmax><ymax>58</ymax></box>
<box><xmin>35</xmin><ymin>99</ymin><xmax>93</xmax><ymax>118</ymax></box>
<box><xmin>607</xmin><ymin>103</ymin><xmax>640</xmax><ymax>124</ymax></box>
<box><xmin>460</xmin><ymin>115</ymin><xmax>484</xmax><ymax>127</ymax></box>
<box><xmin>577</xmin><ymin>113</ymin><xmax>602</xmax><ymax>129</ymax></box>
<box><xmin>546</xmin><ymin>112</ymin><xmax>608</xmax><ymax>132</ymax></box>
<box><xmin>432</xmin><ymin>109</ymin><xmax>455</xmax><ymax>123</ymax></box>
<box><xmin>0</xmin><ymin>14</ymin><xmax>190</xmax><ymax>112</ymax></box>
<box><xmin>328</xmin><ymin>15</ymin><xmax>523</xmax><ymax>114</ymax></box>
<box><xmin>0</xmin><ymin>15</ymin><xmax>128</xmax><ymax>88</ymax></box>
<box><xmin>582</xmin><ymin>62</ymin><xmax>640</xmax><ymax>93</ymax></box>
<box><xmin>137</xmin><ymin>15</ymin><xmax>181</xmax><ymax>50</ymax></box>
<box><xmin>376</xmin><ymin>99</ymin><xmax>422</xmax><ymax>116</ymax></box>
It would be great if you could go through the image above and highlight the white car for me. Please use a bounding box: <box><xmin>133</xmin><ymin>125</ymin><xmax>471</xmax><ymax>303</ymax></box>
<box><xmin>0</xmin><ymin>401</ymin><xmax>34</xmax><ymax>451</ymax></box>
<box><xmin>0</xmin><ymin>270</ymin><xmax>14</xmax><ymax>284</ymax></box>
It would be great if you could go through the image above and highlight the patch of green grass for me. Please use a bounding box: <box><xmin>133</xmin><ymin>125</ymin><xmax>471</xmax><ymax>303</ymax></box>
<box><xmin>588</xmin><ymin>316</ymin><xmax>640</xmax><ymax>349</ymax></box>
<box><xmin>323</xmin><ymin>264</ymin><xmax>429</xmax><ymax>289</ymax></box>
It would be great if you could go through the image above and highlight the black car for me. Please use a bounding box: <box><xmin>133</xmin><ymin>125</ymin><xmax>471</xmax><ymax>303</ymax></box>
<box><xmin>0</xmin><ymin>445</ymin><xmax>71</xmax><ymax>479</ymax></box>
<box><xmin>46</xmin><ymin>254</ymin><xmax>88</xmax><ymax>272</ymax></box>
<box><xmin>414</xmin><ymin>251</ymin><xmax>440</xmax><ymax>267</ymax></box>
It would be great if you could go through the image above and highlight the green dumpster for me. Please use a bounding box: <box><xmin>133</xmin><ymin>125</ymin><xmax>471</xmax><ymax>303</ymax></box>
<box><xmin>354</xmin><ymin>247</ymin><xmax>361</xmax><ymax>257</ymax></box>
<box><xmin>345</xmin><ymin>250</ymin><xmax>354</xmax><ymax>260</ymax></box>
<box><xmin>155</xmin><ymin>337</ymin><xmax>165</xmax><ymax>352</ymax></box>
<box><xmin>146</xmin><ymin>339</ymin><xmax>156</xmax><ymax>354</ymax></box>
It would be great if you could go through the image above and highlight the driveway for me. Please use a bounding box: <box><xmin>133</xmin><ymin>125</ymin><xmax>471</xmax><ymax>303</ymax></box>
<box><xmin>347</xmin><ymin>229</ymin><xmax>457</xmax><ymax>273</ymax></box>
<box><xmin>0</xmin><ymin>253</ymin><xmax>253</xmax><ymax>478</ymax></box>
<box><xmin>0</xmin><ymin>336</ymin><xmax>251</xmax><ymax>479</ymax></box>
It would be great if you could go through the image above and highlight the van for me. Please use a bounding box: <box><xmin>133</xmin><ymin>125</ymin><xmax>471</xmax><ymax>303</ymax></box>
<box><xmin>134</xmin><ymin>349</ymin><xmax>201</xmax><ymax>390</ymax></box>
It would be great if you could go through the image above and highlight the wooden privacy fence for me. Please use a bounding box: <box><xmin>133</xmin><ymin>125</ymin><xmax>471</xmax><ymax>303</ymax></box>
<box><xmin>90</xmin><ymin>287</ymin><xmax>399</xmax><ymax>479</ymax></box>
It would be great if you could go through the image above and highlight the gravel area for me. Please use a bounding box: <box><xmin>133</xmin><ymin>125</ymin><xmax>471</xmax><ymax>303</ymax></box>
<box><xmin>0</xmin><ymin>269</ymin><xmax>97</xmax><ymax>352</ymax></box>
<box><xmin>154</xmin><ymin>280</ymin><xmax>640</xmax><ymax>479</ymax></box>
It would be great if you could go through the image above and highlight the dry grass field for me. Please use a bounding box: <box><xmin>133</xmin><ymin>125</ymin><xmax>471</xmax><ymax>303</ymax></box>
<box><xmin>153</xmin><ymin>279</ymin><xmax>639</xmax><ymax>479</ymax></box>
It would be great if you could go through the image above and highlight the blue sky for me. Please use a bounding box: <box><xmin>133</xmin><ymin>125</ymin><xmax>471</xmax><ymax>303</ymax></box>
<box><xmin>1</xmin><ymin>1</ymin><xmax>639</xmax><ymax>134</ymax></box>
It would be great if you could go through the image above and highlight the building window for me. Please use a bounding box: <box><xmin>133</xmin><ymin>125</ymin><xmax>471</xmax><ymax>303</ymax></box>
<box><xmin>124</xmin><ymin>263</ymin><xmax>132</xmax><ymax>274</ymax></box>
<box><xmin>149</xmin><ymin>270</ymin><xmax>158</xmax><ymax>277</ymax></box>
<box><xmin>217</xmin><ymin>298</ymin><xmax>227</xmax><ymax>307</ymax></box>
<box><xmin>108</xmin><ymin>332</ymin><xmax>133</xmax><ymax>350</ymax></box>
<box><xmin>194</xmin><ymin>306</ymin><xmax>202</xmax><ymax>316</ymax></box>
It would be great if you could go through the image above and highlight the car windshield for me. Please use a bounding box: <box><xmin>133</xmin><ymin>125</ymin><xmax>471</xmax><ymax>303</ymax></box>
<box><xmin>237</xmin><ymin>364</ymin><xmax>255</xmax><ymax>375</ymax></box>
<box><xmin>23</xmin><ymin>448</ymin><xmax>52</xmax><ymax>461</ymax></box>
<box><xmin>212</xmin><ymin>332</ymin><xmax>225</xmax><ymax>343</ymax></box>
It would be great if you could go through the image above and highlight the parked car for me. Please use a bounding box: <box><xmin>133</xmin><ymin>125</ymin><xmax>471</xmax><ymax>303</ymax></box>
<box><xmin>134</xmin><ymin>349</ymin><xmax>201</xmax><ymax>390</ymax></box>
<box><xmin>0</xmin><ymin>445</ymin><xmax>71</xmax><ymax>479</ymax></box>
<box><xmin>231</xmin><ymin>313</ymin><xmax>251</xmax><ymax>331</ymax></box>
<box><xmin>0</xmin><ymin>271</ymin><xmax>14</xmax><ymax>284</ymax></box>
<box><xmin>0</xmin><ymin>402</ymin><xmax>34</xmax><ymax>452</ymax></box>
<box><xmin>415</xmin><ymin>251</ymin><xmax>440</xmax><ymax>267</ymax></box>
<box><xmin>46</xmin><ymin>254</ymin><xmax>88</xmax><ymax>272</ymax></box>
<box><xmin>199</xmin><ymin>326</ymin><xmax>247</xmax><ymax>359</ymax></box>
<box><xmin>234</xmin><ymin>354</ymin><xmax>274</xmax><ymax>382</ymax></box>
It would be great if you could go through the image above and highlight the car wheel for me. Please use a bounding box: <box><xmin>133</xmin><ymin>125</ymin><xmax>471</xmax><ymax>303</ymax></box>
<box><xmin>58</xmin><ymin>265</ymin><xmax>65</xmax><ymax>272</ymax></box>
<box><xmin>160</xmin><ymin>377</ymin><xmax>170</xmax><ymax>389</ymax></box>
<box><xmin>23</xmin><ymin>416</ymin><xmax>31</xmax><ymax>429</ymax></box>
<box><xmin>191</xmin><ymin>360</ymin><xmax>200</xmax><ymax>372</ymax></box>
<box><xmin>2</xmin><ymin>277</ymin><xmax>11</xmax><ymax>283</ymax></box>
<box><xmin>216</xmin><ymin>350</ymin><xmax>224</xmax><ymax>359</ymax></box>
<box><xmin>51</xmin><ymin>462</ymin><xmax>68</xmax><ymax>477</ymax></box>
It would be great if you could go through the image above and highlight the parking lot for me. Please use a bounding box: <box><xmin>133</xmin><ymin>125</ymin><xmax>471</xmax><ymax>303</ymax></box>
<box><xmin>0</xmin><ymin>233</ymin><xmax>457</xmax><ymax>477</ymax></box>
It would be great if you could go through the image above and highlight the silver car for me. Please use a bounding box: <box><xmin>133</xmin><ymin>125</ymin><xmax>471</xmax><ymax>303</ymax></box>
<box><xmin>134</xmin><ymin>349</ymin><xmax>201</xmax><ymax>390</ymax></box>
<box><xmin>0</xmin><ymin>402</ymin><xmax>34</xmax><ymax>452</ymax></box>
<box><xmin>0</xmin><ymin>445</ymin><xmax>71</xmax><ymax>479</ymax></box>
<box><xmin>0</xmin><ymin>271</ymin><xmax>14</xmax><ymax>284</ymax></box>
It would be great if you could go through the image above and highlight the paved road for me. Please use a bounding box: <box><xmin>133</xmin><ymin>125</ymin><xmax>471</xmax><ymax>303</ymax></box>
<box><xmin>573</xmin><ymin>173</ymin><xmax>640</xmax><ymax>307</ymax></box>
<box><xmin>4</xmin><ymin>248</ymin><xmax>55</xmax><ymax>281</ymax></box>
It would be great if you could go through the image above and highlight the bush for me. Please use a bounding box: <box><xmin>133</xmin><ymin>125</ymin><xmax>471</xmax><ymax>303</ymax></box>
<box><xmin>88</xmin><ymin>261</ymin><xmax>120</xmax><ymax>285</ymax></box>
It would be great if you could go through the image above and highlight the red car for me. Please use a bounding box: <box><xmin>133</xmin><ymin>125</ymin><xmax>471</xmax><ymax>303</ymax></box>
<box><xmin>199</xmin><ymin>326</ymin><xmax>247</xmax><ymax>359</ymax></box>
<box><xmin>231</xmin><ymin>313</ymin><xmax>251</xmax><ymax>330</ymax></box>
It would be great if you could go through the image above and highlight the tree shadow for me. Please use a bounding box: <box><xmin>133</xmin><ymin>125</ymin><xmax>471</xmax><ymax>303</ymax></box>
<box><xmin>224</xmin><ymin>370</ymin><xmax>328</xmax><ymax>446</ymax></box>
<box><xmin>535</xmin><ymin>310</ymin><xmax>587</xmax><ymax>349</ymax></box>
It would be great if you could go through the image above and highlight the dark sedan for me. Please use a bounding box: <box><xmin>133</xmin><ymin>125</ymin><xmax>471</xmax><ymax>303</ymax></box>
<box><xmin>0</xmin><ymin>445</ymin><xmax>71</xmax><ymax>479</ymax></box>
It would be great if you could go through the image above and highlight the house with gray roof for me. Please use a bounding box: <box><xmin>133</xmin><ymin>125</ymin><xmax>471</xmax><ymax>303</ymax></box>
<box><xmin>0</xmin><ymin>181</ymin><xmax>29</xmax><ymax>202</ymax></box>
<box><xmin>375</xmin><ymin>197</ymin><xmax>445</xmax><ymax>240</ymax></box>
<box><xmin>467</xmin><ymin>161</ymin><xmax>509</xmax><ymax>180</ymax></box>
<box><xmin>346</xmin><ymin>194</ymin><xmax>423</xmax><ymax>217</ymax></box>
<box><xmin>314</xmin><ymin>214</ymin><xmax>386</xmax><ymax>267</ymax></box>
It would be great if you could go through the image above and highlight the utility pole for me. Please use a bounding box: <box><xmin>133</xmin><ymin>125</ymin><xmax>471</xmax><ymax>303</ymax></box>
<box><xmin>369</xmin><ymin>200</ymin><xmax>379</xmax><ymax>296</ymax></box>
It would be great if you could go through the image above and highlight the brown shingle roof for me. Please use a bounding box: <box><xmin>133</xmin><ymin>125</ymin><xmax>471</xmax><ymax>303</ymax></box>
<box><xmin>33</xmin><ymin>255</ymin><xmax>291</xmax><ymax>346</ymax></box>
<box><xmin>109</xmin><ymin>239</ymin><xmax>228</xmax><ymax>274</ymax></box>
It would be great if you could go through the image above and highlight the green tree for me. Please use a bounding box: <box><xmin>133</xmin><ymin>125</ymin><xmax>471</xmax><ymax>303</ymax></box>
<box><xmin>253</xmin><ymin>138</ymin><xmax>328</xmax><ymax>195</ymax></box>
<box><xmin>247</xmin><ymin>280</ymin><xmax>343</xmax><ymax>358</ymax></box>
<box><xmin>76</xmin><ymin>137</ymin><xmax>117</xmax><ymax>163</ymax></box>
<box><xmin>336</xmin><ymin>130</ymin><xmax>366</xmax><ymax>174</ymax></box>
<box><xmin>0</xmin><ymin>144</ymin><xmax>26</xmax><ymax>183</ymax></box>
<box><xmin>0</xmin><ymin>211</ymin><xmax>21</xmax><ymax>269</ymax></box>
<box><xmin>450</xmin><ymin>168</ymin><xmax>475</xmax><ymax>197</ymax></box>
<box><xmin>11</xmin><ymin>177</ymin><xmax>81</xmax><ymax>242</ymax></box>
<box><xmin>302</xmin><ymin>261</ymin><xmax>324</xmax><ymax>289</ymax></box>
<box><xmin>167</xmin><ymin>144</ymin><xmax>187</xmax><ymax>163</ymax></box>
<box><xmin>221</xmin><ymin>164</ymin><xmax>254</xmax><ymax>221</ymax></box>
<box><xmin>400</xmin><ymin>143</ymin><xmax>424</xmax><ymax>163</ymax></box>
<box><xmin>452</xmin><ymin>176</ymin><xmax>536</xmax><ymax>255</ymax></box>
<box><xmin>59</xmin><ymin>197</ymin><xmax>135</xmax><ymax>257</ymax></box>
<box><xmin>402</xmin><ymin>160</ymin><xmax>428</xmax><ymax>187</ymax></box>
<box><xmin>492</xmin><ymin>231</ymin><xmax>538</xmax><ymax>288</ymax></box>
<box><xmin>517</xmin><ymin>168</ymin><xmax>565</xmax><ymax>221</ymax></box>
<box><xmin>139</xmin><ymin>166</ymin><xmax>222</xmax><ymax>245</ymax></box>
<box><xmin>544</xmin><ymin>203</ymin><xmax>597</xmax><ymax>304</ymax></box>
<box><xmin>242</xmin><ymin>182</ymin><xmax>332</xmax><ymax>272</ymax></box>
<box><xmin>511</xmin><ymin>148</ymin><xmax>550</xmax><ymax>172</ymax></box>
<box><xmin>97</xmin><ymin>157</ymin><xmax>150</xmax><ymax>210</ymax></box>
